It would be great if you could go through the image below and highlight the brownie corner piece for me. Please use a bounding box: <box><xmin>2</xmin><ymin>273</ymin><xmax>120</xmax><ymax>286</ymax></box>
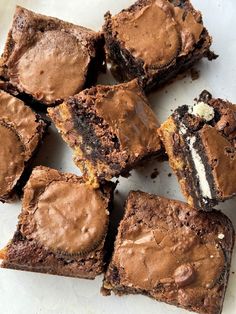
<box><xmin>48</xmin><ymin>79</ymin><xmax>162</xmax><ymax>186</ymax></box>
<box><xmin>0</xmin><ymin>166</ymin><xmax>114</xmax><ymax>278</ymax></box>
<box><xmin>0</xmin><ymin>5</ymin><xmax>105</xmax><ymax>106</ymax></box>
<box><xmin>159</xmin><ymin>91</ymin><xmax>236</xmax><ymax>210</ymax></box>
<box><xmin>103</xmin><ymin>0</ymin><xmax>215</xmax><ymax>91</ymax></box>
<box><xmin>0</xmin><ymin>89</ymin><xmax>47</xmax><ymax>202</ymax></box>
<box><xmin>103</xmin><ymin>191</ymin><xmax>235</xmax><ymax>314</ymax></box>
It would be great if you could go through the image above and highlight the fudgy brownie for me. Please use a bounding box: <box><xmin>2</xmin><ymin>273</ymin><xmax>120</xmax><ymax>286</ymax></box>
<box><xmin>103</xmin><ymin>0</ymin><xmax>215</xmax><ymax>91</ymax></box>
<box><xmin>0</xmin><ymin>6</ymin><xmax>105</xmax><ymax>106</ymax></box>
<box><xmin>0</xmin><ymin>166</ymin><xmax>114</xmax><ymax>278</ymax></box>
<box><xmin>48</xmin><ymin>80</ymin><xmax>162</xmax><ymax>186</ymax></box>
<box><xmin>103</xmin><ymin>191</ymin><xmax>235</xmax><ymax>314</ymax></box>
<box><xmin>159</xmin><ymin>91</ymin><xmax>236</xmax><ymax>210</ymax></box>
<box><xmin>0</xmin><ymin>89</ymin><xmax>47</xmax><ymax>202</ymax></box>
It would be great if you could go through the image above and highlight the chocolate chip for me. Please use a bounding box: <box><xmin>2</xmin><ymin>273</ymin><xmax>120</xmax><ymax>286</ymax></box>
<box><xmin>174</xmin><ymin>264</ymin><xmax>195</xmax><ymax>287</ymax></box>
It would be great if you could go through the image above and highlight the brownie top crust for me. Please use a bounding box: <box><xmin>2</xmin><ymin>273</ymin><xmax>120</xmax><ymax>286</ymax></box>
<box><xmin>105</xmin><ymin>191</ymin><xmax>234</xmax><ymax>313</ymax></box>
<box><xmin>20</xmin><ymin>166</ymin><xmax>109</xmax><ymax>256</ymax></box>
<box><xmin>174</xmin><ymin>91</ymin><xmax>236</xmax><ymax>201</ymax></box>
<box><xmin>0</xmin><ymin>89</ymin><xmax>45</xmax><ymax>201</ymax></box>
<box><xmin>108</xmin><ymin>0</ymin><xmax>204</xmax><ymax>70</ymax></box>
<box><xmin>1</xmin><ymin>6</ymin><xmax>101</xmax><ymax>105</ymax></box>
<box><xmin>93</xmin><ymin>79</ymin><xmax>160</xmax><ymax>158</ymax></box>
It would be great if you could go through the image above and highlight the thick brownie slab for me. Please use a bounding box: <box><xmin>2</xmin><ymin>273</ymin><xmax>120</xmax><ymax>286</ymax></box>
<box><xmin>103</xmin><ymin>191</ymin><xmax>234</xmax><ymax>314</ymax></box>
<box><xmin>159</xmin><ymin>90</ymin><xmax>236</xmax><ymax>210</ymax></box>
<box><xmin>103</xmin><ymin>0</ymin><xmax>215</xmax><ymax>91</ymax></box>
<box><xmin>48</xmin><ymin>80</ymin><xmax>162</xmax><ymax>186</ymax></box>
<box><xmin>0</xmin><ymin>89</ymin><xmax>47</xmax><ymax>202</ymax></box>
<box><xmin>0</xmin><ymin>6</ymin><xmax>105</xmax><ymax>106</ymax></box>
<box><xmin>0</xmin><ymin>166</ymin><xmax>114</xmax><ymax>278</ymax></box>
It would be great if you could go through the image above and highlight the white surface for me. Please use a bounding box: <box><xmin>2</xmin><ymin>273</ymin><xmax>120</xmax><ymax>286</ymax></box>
<box><xmin>0</xmin><ymin>0</ymin><xmax>236</xmax><ymax>313</ymax></box>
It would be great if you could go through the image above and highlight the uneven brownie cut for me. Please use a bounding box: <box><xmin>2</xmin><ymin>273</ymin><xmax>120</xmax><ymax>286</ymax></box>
<box><xmin>0</xmin><ymin>89</ymin><xmax>47</xmax><ymax>202</ymax></box>
<box><xmin>103</xmin><ymin>191</ymin><xmax>234</xmax><ymax>314</ymax></box>
<box><xmin>0</xmin><ymin>166</ymin><xmax>114</xmax><ymax>278</ymax></box>
<box><xmin>103</xmin><ymin>0</ymin><xmax>216</xmax><ymax>91</ymax></box>
<box><xmin>159</xmin><ymin>91</ymin><xmax>236</xmax><ymax>210</ymax></box>
<box><xmin>0</xmin><ymin>6</ymin><xmax>105</xmax><ymax>106</ymax></box>
<box><xmin>48</xmin><ymin>80</ymin><xmax>162</xmax><ymax>187</ymax></box>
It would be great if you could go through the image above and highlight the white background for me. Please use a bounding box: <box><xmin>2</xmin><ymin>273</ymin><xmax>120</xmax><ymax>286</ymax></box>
<box><xmin>0</xmin><ymin>1</ymin><xmax>235</xmax><ymax>313</ymax></box>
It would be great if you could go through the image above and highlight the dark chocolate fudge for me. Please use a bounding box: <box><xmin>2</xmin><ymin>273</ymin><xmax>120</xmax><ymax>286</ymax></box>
<box><xmin>103</xmin><ymin>191</ymin><xmax>235</xmax><ymax>314</ymax></box>
<box><xmin>48</xmin><ymin>80</ymin><xmax>162</xmax><ymax>187</ymax></box>
<box><xmin>103</xmin><ymin>0</ymin><xmax>215</xmax><ymax>91</ymax></box>
<box><xmin>0</xmin><ymin>166</ymin><xmax>114</xmax><ymax>278</ymax></box>
<box><xmin>159</xmin><ymin>91</ymin><xmax>236</xmax><ymax>210</ymax></box>
<box><xmin>0</xmin><ymin>6</ymin><xmax>105</xmax><ymax>106</ymax></box>
<box><xmin>0</xmin><ymin>89</ymin><xmax>47</xmax><ymax>202</ymax></box>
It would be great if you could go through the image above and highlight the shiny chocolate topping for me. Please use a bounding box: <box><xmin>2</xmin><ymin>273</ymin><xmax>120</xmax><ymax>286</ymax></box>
<box><xmin>200</xmin><ymin>125</ymin><xmax>236</xmax><ymax>199</ymax></box>
<box><xmin>112</xmin><ymin>0</ymin><xmax>203</xmax><ymax>69</ymax></box>
<box><xmin>22</xmin><ymin>181</ymin><xmax>109</xmax><ymax>255</ymax></box>
<box><xmin>95</xmin><ymin>80</ymin><xmax>160</xmax><ymax>157</ymax></box>
<box><xmin>0</xmin><ymin>123</ymin><xmax>24</xmax><ymax>198</ymax></box>
<box><xmin>117</xmin><ymin>224</ymin><xmax>224</xmax><ymax>290</ymax></box>
<box><xmin>11</xmin><ymin>30</ymin><xmax>90</xmax><ymax>104</ymax></box>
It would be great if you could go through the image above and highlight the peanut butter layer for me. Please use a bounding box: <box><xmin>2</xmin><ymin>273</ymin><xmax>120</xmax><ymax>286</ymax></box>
<box><xmin>1</xmin><ymin>6</ymin><xmax>103</xmax><ymax>105</ymax></box>
<box><xmin>21</xmin><ymin>167</ymin><xmax>109</xmax><ymax>255</ymax></box>
<box><xmin>0</xmin><ymin>90</ymin><xmax>46</xmax><ymax>201</ymax></box>
<box><xmin>103</xmin><ymin>191</ymin><xmax>235</xmax><ymax>314</ymax></box>
<box><xmin>111</xmin><ymin>0</ymin><xmax>203</xmax><ymax>69</ymax></box>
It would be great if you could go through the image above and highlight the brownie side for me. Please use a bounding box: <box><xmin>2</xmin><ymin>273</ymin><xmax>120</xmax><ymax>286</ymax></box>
<box><xmin>103</xmin><ymin>191</ymin><xmax>235</xmax><ymax>314</ymax></box>
<box><xmin>0</xmin><ymin>166</ymin><xmax>115</xmax><ymax>278</ymax></box>
<box><xmin>0</xmin><ymin>90</ymin><xmax>48</xmax><ymax>202</ymax></box>
<box><xmin>103</xmin><ymin>0</ymin><xmax>215</xmax><ymax>92</ymax></box>
<box><xmin>48</xmin><ymin>80</ymin><xmax>162</xmax><ymax>186</ymax></box>
<box><xmin>0</xmin><ymin>6</ymin><xmax>105</xmax><ymax>106</ymax></box>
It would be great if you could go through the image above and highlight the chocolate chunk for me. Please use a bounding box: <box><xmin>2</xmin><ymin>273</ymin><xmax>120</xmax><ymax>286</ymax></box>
<box><xmin>174</xmin><ymin>264</ymin><xmax>196</xmax><ymax>287</ymax></box>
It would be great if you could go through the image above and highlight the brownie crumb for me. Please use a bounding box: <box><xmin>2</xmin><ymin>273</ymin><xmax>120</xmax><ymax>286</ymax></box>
<box><xmin>150</xmin><ymin>168</ymin><xmax>159</xmax><ymax>179</ymax></box>
<box><xmin>190</xmin><ymin>68</ymin><xmax>200</xmax><ymax>81</ymax></box>
<box><xmin>168</xmin><ymin>173</ymin><xmax>172</xmax><ymax>177</ymax></box>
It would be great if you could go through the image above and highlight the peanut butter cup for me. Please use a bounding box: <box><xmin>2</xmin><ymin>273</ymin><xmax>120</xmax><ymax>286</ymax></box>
<box><xmin>159</xmin><ymin>90</ymin><xmax>236</xmax><ymax>210</ymax></box>
<box><xmin>0</xmin><ymin>6</ymin><xmax>105</xmax><ymax>106</ymax></box>
<box><xmin>0</xmin><ymin>90</ymin><xmax>47</xmax><ymax>202</ymax></box>
<box><xmin>0</xmin><ymin>166</ymin><xmax>114</xmax><ymax>278</ymax></box>
<box><xmin>48</xmin><ymin>80</ymin><xmax>162</xmax><ymax>186</ymax></box>
<box><xmin>102</xmin><ymin>191</ymin><xmax>234</xmax><ymax>314</ymax></box>
<box><xmin>103</xmin><ymin>0</ymin><xmax>216</xmax><ymax>91</ymax></box>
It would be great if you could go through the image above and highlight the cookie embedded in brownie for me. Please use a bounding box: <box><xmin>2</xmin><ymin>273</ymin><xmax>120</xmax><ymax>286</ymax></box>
<box><xmin>0</xmin><ymin>6</ymin><xmax>105</xmax><ymax>106</ymax></box>
<box><xmin>159</xmin><ymin>91</ymin><xmax>236</xmax><ymax>210</ymax></box>
<box><xmin>102</xmin><ymin>191</ymin><xmax>235</xmax><ymax>314</ymax></box>
<box><xmin>103</xmin><ymin>0</ymin><xmax>215</xmax><ymax>91</ymax></box>
<box><xmin>0</xmin><ymin>90</ymin><xmax>47</xmax><ymax>202</ymax></box>
<box><xmin>48</xmin><ymin>80</ymin><xmax>162</xmax><ymax>186</ymax></box>
<box><xmin>0</xmin><ymin>166</ymin><xmax>114</xmax><ymax>278</ymax></box>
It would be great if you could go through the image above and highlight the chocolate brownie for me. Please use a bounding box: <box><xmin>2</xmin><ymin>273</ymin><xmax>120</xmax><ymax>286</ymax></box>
<box><xmin>103</xmin><ymin>0</ymin><xmax>216</xmax><ymax>91</ymax></box>
<box><xmin>0</xmin><ymin>89</ymin><xmax>47</xmax><ymax>202</ymax></box>
<box><xmin>0</xmin><ymin>6</ymin><xmax>105</xmax><ymax>106</ymax></box>
<box><xmin>159</xmin><ymin>91</ymin><xmax>236</xmax><ymax>210</ymax></box>
<box><xmin>0</xmin><ymin>166</ymin><xmax>114</xmax><ymax>278</ymax></box>
<box><xmin>48</xmin><ymin>80</ymin><xmax>162</xmax><ymax>186</ymax></box>
<box><xmin>102</xmin><ymin>191</ymin><xmax>235</xmax><ymax>314</ymax></box>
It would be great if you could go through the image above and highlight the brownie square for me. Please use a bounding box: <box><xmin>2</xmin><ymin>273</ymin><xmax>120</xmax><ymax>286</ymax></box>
<box><xmin>0</xmin><ymin>89</ymin><xmax>47</xmax><ymax>202</ymax></box>
<box><xmin>48</xmin><ymin>80</ymin><xmax>162</xmax><ymax>186</ymax></box>
<box><xmin>0</xmin><ymin>6</ymin><xmax>105</xmax><ymax>106</ymax></box>
<box><xmin>103</xmin><ymin>0</ymin><xmax>215</xmax><ymax>91</ymax></box>
<box><xmin>103</xmin><ymin>191</ymin><xmax>235</xmax><ymax>314</ymax></box>
<box><xmin>159</xmin><ymin>90</ymin><xmax>236</xmax><ymax>210</ymax></box>
<box><xmin>0</xmin><ymin>166</ymin><xmax>114</xmax><ymax>279</ymax></box>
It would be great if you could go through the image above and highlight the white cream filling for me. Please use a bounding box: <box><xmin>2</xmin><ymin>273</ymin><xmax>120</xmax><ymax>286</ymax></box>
<box><xmin>188</xmin><ymin>101</ymin><xmax>215</xmax><ymax>121</ymax></box>
<box><xmin>188</xmin><ymin>136</ymin><xmax>212</xmax><ymax>199</ymax></box>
